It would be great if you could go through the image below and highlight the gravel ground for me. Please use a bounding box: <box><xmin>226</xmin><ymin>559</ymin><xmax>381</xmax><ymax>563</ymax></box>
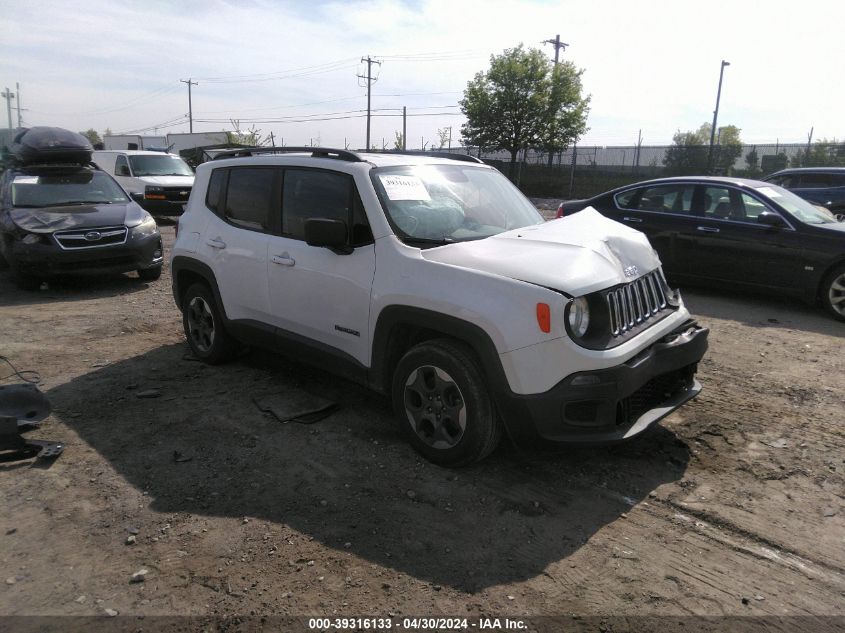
<box><xmin>0</xmin><ymin>221</ymin><xmax>843</xmax><ymax>632</ymax></box>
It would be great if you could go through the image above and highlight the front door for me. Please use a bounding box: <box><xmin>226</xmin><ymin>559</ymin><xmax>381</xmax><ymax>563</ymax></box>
<box><xmin>266</xmin><ymin>168</ymin><xmax>375</xmax><ymax>366</ymax></box>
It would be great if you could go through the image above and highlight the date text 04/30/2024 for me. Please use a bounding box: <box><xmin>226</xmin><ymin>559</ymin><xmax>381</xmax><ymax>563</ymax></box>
<box><xmin>307</xmin><ymin>617</ymin><xmax>527</xmax><ymax>630</ymax></box>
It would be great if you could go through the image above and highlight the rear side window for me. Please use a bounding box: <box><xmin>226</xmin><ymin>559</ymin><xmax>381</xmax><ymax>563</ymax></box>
<box><xmin>617</xmin><ymin>184</ymin><xmax>694</xmax><ymax>214</ymax></box>
<box><xmin>282</xmin><ymin>169</ymin><xmax>372</xmax><ymax>245</ymax></box>
<box><xmin>205</xmin><ymin>169</ymin><xmax>227</xmax><ymax>214</ymax></box>
<box><xmin>224</xmin><ymin>168</ymin><xmax>276</xmax><ymax>231</ymax></box>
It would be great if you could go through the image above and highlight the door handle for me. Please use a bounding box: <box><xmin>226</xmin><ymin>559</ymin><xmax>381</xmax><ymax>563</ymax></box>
<box><xmin>206</xmin><ymin>237</ymin><xmax>226</xmax><ymax>249</ymax></box>
<box><xmin>271</xmin><ymin>253</ymin><xmax>296</xmax><ymax>267</ymax></box>
<box><xmin>622</xmin><ymin>216</ymin><xmax>643</xmax><ymax>223</ymax></box>
<box><xmin>696</xmin><ymin>226</ymin><xmax>720</xmax><ymax>233</ymax></box>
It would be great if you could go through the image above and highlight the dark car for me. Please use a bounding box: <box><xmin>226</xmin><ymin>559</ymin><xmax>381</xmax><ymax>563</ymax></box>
<box><xmin>0</xmin><ymin>163</ymin><xmax>164</xmax><ymax>289</ymax></box>
<box><xmin>763</xmin><ymin>167</ymin><xmax>845</xmax><ymax>221</ymax></box>
<box><xmin>556</xmin><ymin>177</ymin><xmax>845</xmax><ymax>321</ymax></box>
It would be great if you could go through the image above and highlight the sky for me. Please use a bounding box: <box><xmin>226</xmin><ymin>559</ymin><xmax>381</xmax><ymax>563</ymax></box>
<box><xmin>1</xmin><ymin>0</ymin><xmax>843</xmax><ymax>150</ymax></box>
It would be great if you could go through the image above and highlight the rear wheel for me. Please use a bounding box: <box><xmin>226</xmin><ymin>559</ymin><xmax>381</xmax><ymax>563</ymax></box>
<box><xmin>182</xmin><ymin>283</ymin><xmax>239</xmax><ymax>363</ymax></box>
<box><xmin>392</xmin><ymin>339</ymin><xmax>501</xmax><ymax>467</ymax></box>
<box><xmin>821</xmin><ymin>264</ymin><xmax>845</xmax><ymax>322</ymax></box>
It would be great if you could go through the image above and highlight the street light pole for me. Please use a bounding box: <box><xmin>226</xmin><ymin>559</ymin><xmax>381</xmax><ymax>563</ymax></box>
<box><xmin>707</xmin><ymin>60</ymin><xmax>730</xmax><ymax>174</ymax></box>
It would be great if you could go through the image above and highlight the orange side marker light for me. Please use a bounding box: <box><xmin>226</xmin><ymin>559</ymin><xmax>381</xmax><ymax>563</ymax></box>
<box><xmin>536</xmin><ymin>303</ymin><xmax>551</xmax><ymax>333</ymax></box>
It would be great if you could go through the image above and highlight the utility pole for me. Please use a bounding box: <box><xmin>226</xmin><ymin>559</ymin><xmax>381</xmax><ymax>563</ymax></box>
<box><xmin>15</xmin><ymin>83</ymin><xmax>22</xmax><ymax>128</ymax></box>
<box><xmin>180</xmin><ymin>78</ymin><xmax>198</xmax><ymax>133</ymax></box>
<box><xmin>543</xmin><ymin>34</ymin><xmax>568</xmax><ymax>64</ymax></box>
<box><xmin>543</xmin><ymin>34</ymin><xmax>569</xmax><ymax>167</ymax></box>
<box><xmin>634</xmin><ymin>129</ymin><xmax>642</xmax><ymax>174</ymax></box>
<box><xmin>402</xmin><ymin>106</ymin><xmax>407</xmax><ymax>151</ymax></box>
<box><xmin>2</xmin><ymin>87</ymin><xmax>15</xmax><ymax>130</ymax></box>
<box><xmin>707</xmin><ymin>60</ymin><xmax>730</xmax><ymax>174</ymax></box>
<box><xmin>269</xmin><ymin>132</ymin><xmax>276</xmax><ymax>147</ymax></box>
<box><xmin>357</xmin><ymin>56</ymin><xmax>381</xmax><ymax>150</ymax></box>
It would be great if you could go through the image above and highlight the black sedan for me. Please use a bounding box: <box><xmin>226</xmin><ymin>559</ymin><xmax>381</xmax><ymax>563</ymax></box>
<box><xmin>556</xmin><ymin>177</ymin><xmax>845</xmax><ymax>321</ymax></box>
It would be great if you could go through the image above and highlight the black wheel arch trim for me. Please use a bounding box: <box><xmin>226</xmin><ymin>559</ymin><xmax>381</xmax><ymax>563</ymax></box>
<box><xmin>171</xmin><ymin>256</ymin><xmax>227</xmax><ymax>318</ymax></box>
<box><xmin>368</xmin><ymin>305</ymin><xmax>534</xmax><ymax>443</ymax></box>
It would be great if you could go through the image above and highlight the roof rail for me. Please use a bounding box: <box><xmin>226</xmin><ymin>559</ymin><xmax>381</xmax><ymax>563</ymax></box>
<box><xmin>367</xmin><ymin>150</ymin><xmax>484</xmax><ymax>164</ymax></box>
<box><xmin>211</xmin><ymin>146</ymin><xmax>364</xmax><ymax>162</ymax></box>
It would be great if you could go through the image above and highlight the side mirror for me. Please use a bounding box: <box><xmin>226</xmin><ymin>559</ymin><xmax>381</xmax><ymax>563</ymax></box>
<box><xmin>129</xmin><ymin>192</ymin><xmax>145</xmax><ymax>203</ymax></box>
<box><xmin>757</xmin><ymin>211</ymin><xmax>786</xmax><ymax>228</ymax></box>
<box><xmin>305</xmin><ymin>218</ymin><xmax>351</xmax><ymax>254</ymax></box>
<box><xmin>116</xmin><ymin>165</ymin><xmax>130</xmax><ymax>176</ymax></box>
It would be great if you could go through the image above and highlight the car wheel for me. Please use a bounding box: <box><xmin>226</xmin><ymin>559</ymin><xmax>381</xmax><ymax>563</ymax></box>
<box><xmin>392</xmin><ymin>338</ymin><xmax>501</xmax><ymax>467</ymax></box>
<box><xmin>137</xmin><ymin>266</ymin><xmax>162</xmax><ymax>282</ymax></box>
<box><xmin>182</xmin><ymin>283</ymin><xmax>239</xmax><ymax>364</ymax></box>
<box><xmin>821</xmin><ymin>264</ymin><xmax>845</xmax><ymax>322</ymax></box>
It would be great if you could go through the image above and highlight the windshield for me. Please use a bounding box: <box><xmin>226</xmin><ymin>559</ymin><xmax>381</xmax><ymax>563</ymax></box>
<box><xmin>371</xmin><ymin>164</ymin><xmax>543</xmax><ymax>244</ymax></box>
<box><xmin>754</xmin><ymin>184</ymin><xmax>837</xmax><ymax>225</ymax></box>
<box><xmin>128</xmin><ymin>155</ymin><xmax>193</xmax><ymax>177</ymax></box>
<box><xmin>11</xmin><ymin>171</ymin><xmax>130</xmax><ymax>208</ymax></box>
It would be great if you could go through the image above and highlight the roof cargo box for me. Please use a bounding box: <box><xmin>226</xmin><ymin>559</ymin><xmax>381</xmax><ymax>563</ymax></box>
<box><xmin>11</xmin><ymin>127</ymin><xmax>93</xmax><ymax>165</ymax></box>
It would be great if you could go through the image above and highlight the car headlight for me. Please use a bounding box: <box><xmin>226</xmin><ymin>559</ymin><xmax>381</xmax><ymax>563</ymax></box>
<box><xmin>567</xmin><ymin>296</ymin><xmax>590</xmax><ymax>338</ymax></box>
<box><xmin>125</xmin><ymin>206</ymin><xmax>156</xmax><ymax>229</ymax></box>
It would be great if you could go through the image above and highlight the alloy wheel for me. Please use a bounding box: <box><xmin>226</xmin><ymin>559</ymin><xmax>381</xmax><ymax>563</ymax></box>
<box><xmin>403</xmin><ymin>365</ymin><xmax>467</xmax><ymax>450</ymax></box>
<box><xmin>187</xmin><ymin>296</ymin><xmax>216</xmax><ymax>353</ymax></box>
<box><xmin>829</xmin><ymin>272</ymin><xmax>845</xmax><ymax>317</ymax></box>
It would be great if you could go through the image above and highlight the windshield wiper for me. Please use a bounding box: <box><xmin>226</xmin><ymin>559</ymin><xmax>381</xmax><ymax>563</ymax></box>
<box><xmin>41</xmin><ymin>201</ymin><xmax>111</xmax><ymax>207</ymax></box>
<box><xmin>401</xmin><ymin>236</ymin><xmax>455</xmax><ymax>246</ymax></box>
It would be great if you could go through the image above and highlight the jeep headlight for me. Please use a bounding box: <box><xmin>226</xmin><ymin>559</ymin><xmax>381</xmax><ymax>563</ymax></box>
<box><xmin>567</xmin><ymin>296</ymin><xmax>590</xmax><ymax>338</ymax></box>
<box><xmin>125</xmin><ymin>206</ymin><xmax>156</xmax><ymax>230</ymax></box>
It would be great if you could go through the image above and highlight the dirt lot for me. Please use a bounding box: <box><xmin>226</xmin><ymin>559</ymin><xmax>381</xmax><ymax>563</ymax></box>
<box><xmin>1</xmin><ymin>222</ymin><xmax>843</xmax><ymax>631</ymax></box>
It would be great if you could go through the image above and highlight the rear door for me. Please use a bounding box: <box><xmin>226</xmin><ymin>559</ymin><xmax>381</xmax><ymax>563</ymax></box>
<box><xmin>198</xmin><ymin>166</ymin><xmax>279</xmax><ymax>323</ymax></box>
<box><xmin>609</xmin><ymin>182</ymin><xmax>697</xmax><ymax>275</ymax></box>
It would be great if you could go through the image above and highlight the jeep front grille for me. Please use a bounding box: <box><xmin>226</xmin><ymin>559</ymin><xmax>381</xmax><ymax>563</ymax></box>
<box><xmin>53</xmin><ymin>226</ymin><xmax>128</xmax><ymax>250</ymax></box>
<box><xmin>607</xmin><ymin>269</ymin><xmax>671</xmax><ymax>337</ymax></box>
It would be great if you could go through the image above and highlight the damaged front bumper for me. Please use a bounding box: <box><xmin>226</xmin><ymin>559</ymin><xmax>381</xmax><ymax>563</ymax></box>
<box><xmin>496</xmin><ymin>320</ymin><xmax>708</xmax><ymax>447</ymax></box>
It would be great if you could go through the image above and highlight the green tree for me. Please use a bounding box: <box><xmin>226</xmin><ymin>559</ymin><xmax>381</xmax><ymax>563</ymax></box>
<box><xmin>393</xmin><ymin>131</ymin><xmax>404</xmax><ymax>150</ymax></box>
<box><xmin>745</xmin><ymin>147</ymin><xmax>760</xmax><ymax>175</ymax></box>
<box><xmin>226</xmin><ymin>120</ymin><xmax>267</xmax><ymax>146</ymax></box>
<box><xmin>790</xmin><ymin>139</ymin><xmax>845</xmax><ymax>167</ymax></box>
<box><xmin>79</xmin><ymin>128</ymin><xmax>102</xmax><ymax>145</ymax></box>
<box><xmin>460</xmin><ymin>44</ymin><xmax>590</xmax><ymax>176</ymax></box>
<box><xmin>663</xmin><ymin>122</ymin><xmax>742</xmax><ymax>175</ymax></box>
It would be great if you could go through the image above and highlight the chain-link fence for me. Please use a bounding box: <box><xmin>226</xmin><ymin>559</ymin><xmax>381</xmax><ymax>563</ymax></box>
<box><xmin>430</xmin><ymin>142</ymin><xmax>845</xmax><ymax>199</ymax></box>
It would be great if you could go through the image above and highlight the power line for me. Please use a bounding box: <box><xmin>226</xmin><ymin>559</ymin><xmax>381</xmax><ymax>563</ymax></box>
<box><xmin>194</xmin><ymin>57</ymin><xmax>359</xmax><ymax>82</ymax></box>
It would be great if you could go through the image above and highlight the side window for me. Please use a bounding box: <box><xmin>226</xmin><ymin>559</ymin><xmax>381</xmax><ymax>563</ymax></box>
<box><xmin>625</xmin><ymin>185</ymin><xmax>694</xmax><ymax>214</ymax></box>
<box><xmin>702</xmin><ymin>186</ymin><xmax>734</xmax><ymax>219</ymax></box>
<box><xmin>224</xmin><ymin>168</ymin><xmax>276</xmax><ymax>232</ymax></box>
<box><xmin>282</xmin><ymin>169</ymin><xmax>371</xmax><ymax>245</ymax></box>
<box><xmin>205</xmin><ymin>168</ymin><xmax>227</xmax><ymax>215</ymax></box>
<box><xmin>614</xmin><ymin>189</ymin><xmax>639</xmax><ymax>209</ymax></box>
<box><xmin>738</xmin><ymin>193</ymin><xmax>772</xmax><ymax>222</ymax></box>
<box><xmin>798</xmin><ymin>173</ymin><xmax>831</xmax><ymax>188</ymax></box>
<box><xmin>115</xmin><ymin>155</ymin><xmax>129</xmax><ymax>176</ymax></box>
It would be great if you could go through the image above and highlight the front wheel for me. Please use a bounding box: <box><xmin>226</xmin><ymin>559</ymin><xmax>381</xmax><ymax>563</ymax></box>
<box><xmin>821</xmin><ymin>264</ymin><xmax>845</xmax><ymax>322</ymax></box>
<box><xmin>182</xmin><ymin>283</ymin><xmax>239</xmax><ymax>364</ymax></box>
<box><xmin>392</xmin><ymin>339</ymin><xmax>501</xmax><ymax>467</ymax></box>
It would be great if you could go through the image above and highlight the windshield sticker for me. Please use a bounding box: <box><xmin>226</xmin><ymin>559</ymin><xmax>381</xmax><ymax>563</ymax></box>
<box><xmin>13</xmin><ymin>176</ymin><xmax>39</xmax><ymax>184</ymax></box>
<box><xmin>755</xmin><ymin>186</ymin><xmax>782</xmax><ymax>198</ymax></box>
<box><xmin>379</xmin><ymin>175</ymin><xmax>431</xmax><ymax>201</ymax></box>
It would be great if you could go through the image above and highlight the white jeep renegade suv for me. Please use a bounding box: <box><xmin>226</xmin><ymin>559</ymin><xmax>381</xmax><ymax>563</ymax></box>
<box><xmin>170</xmin><ymin>148</ymin><xmax>708</xmax><ymax>466</ymax></box>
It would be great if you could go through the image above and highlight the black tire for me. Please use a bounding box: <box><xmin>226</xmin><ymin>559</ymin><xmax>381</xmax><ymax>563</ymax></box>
<box><xmin>181</xmin><ymin>282</ymin><xmax>239</xmax><ymax>364</ymax></box>
<box><xmin>391</xmin><ymin>338</ymin><xmax>501</xmax><ymax>467</ymax></box>
<box><xmin>821</xmin><ymin>264</ymin><xmax>845</xmax><ymax>322</ymax></box>
<box><xmin>137</xmin><ymin>266</ymin><xmax>162</xmax><ymax>282</ymax></box>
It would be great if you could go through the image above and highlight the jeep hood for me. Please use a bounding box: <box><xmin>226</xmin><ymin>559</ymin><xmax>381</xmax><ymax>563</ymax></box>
<box><xmin>422</xmin><ymin>207</ymin><xmax>661</xmax><ymax>296</ymax></box>
<box><xmin>10</xmin><ymin>204</ymin><xmax>132</xmax><ymax>233</ymax></box>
